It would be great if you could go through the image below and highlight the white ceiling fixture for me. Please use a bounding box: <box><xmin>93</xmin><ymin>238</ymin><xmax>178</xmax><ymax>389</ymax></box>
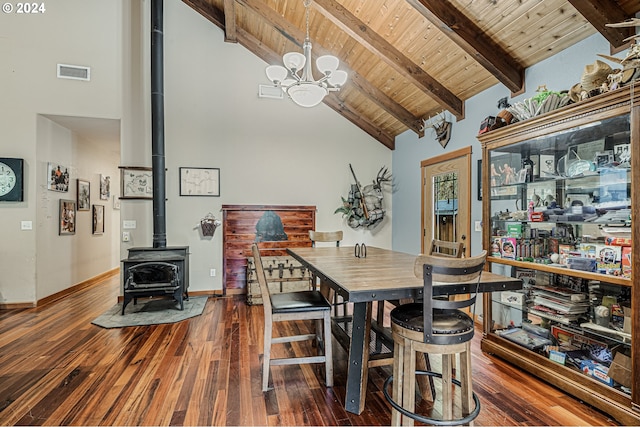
<box><xmin>264</xmin><ymin>0</ymin><xmax>347</xmax><ymax>108</ymax></box>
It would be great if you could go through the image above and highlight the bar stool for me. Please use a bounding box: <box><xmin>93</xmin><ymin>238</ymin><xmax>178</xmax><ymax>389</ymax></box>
<box><xmin>383</xmin><ymin>251</ymin><xmax>486</xmax><ymax>426</ymax></box>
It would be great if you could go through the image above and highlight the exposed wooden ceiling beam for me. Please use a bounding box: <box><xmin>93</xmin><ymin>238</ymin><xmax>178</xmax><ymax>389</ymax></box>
<box><xmin>566</xmin><ymin>0</ymin><xmax>633</xmax><ymax>48</ymax></box>
<box><xmin>181</xmin><ymin>0</ymin><xmax>396</xmax><ymax>148</ymax></box>
<box><xmin>183</xmin><ymin>0</ymin><xmax>224</xmax><ymax>27</ymax></box>
<box><xmin>238</xmin><ymin>0</ymin><xmax>424</xmax><ymax>137</ymax></box>
<box><xmin>405</xmin><ymin>0</ymin><xmax>525</xmax><ymax>94</ymax></box>
<box><xmin>312</xmin><ymin>0</ymin><xmax>465</xmax><ymax>120</ymax></box>
<box><xmin>223</xmin><ymin>0</ymin><xmax>238</xmax><ymax>43</ymax></box>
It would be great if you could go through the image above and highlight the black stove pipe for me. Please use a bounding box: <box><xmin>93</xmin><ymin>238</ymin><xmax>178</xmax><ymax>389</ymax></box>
<box><xmin>151</xmin><ymin>0</ymin><xmax>167</xmax><ymax>248</ymax></box>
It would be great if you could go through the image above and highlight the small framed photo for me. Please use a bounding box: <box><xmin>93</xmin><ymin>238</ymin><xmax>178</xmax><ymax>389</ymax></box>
<box><xmin>539</xmin><ymin>154</ymin><xmax>556</xmax><ymax>176</ymax></box>
<box><xmin>77</xmin><ymin>179</ymin><xmax>90</xmax><ymax>211</ymax></box>
<box><xmin>59</xmin><ymin>199</ymin><xmax>76</xmax><ymax>235</ymax></box>
<box><xmin>517</xmin><ymin>168</ymin><xmax>529</xmax><ymax>183</ymax></box>
<box><xmin>48</xmin><ymin>162</ymin><xmax>70</xmax><ymax>192</ymax></box>
<box><xmin>120</xmin><ymin>167</ymin><xmax>152</xmax><ymax>199</ymax></box>
<box><xmin>100</xmin><ymin>174</ymin><xmax>111</xmax><ymax>200</ymax></box>
<box><xmin>92</xmin><ymin>204</ymin><xmax>105</xmax><ymax>235</ymax></box>
<box><xmin>595</xmin><ymin>150</ymin><xmax>614</xmax><ymax>168</ymax></box>
<box><xmin>614</xmin><ymin>144</ymin><xmax>631</xmax><ymax>163</ymax></box>
<box><xmin>179</xmin><ymin>167</ymin><xmax>220</xmax><ymax>197</ymax></box>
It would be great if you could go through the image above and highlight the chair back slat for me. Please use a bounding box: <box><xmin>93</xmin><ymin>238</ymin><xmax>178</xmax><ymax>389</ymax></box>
<box><xmin>416</xmin><ymin>250</ymin><xmax>487</xmax><ymax>344</ymax></box>
<box><xmin>309</xmin><ymin>230</ymin><xmax>343</xmax><ymax>247</ymax></box>
<box><xmin>429</xmin><ymin>239</ymin><xmax>464</xmax><ymax>258</ymax></box>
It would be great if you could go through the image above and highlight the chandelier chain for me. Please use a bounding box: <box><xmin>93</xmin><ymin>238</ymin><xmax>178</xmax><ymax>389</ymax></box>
<box><xmin>304</xmin><ymin>0</ymin><xmax>311</xmax><ymax>41</ymax></box>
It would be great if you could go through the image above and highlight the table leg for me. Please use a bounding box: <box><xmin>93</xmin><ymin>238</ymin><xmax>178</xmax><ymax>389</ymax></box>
<box><xmin>345</xmin><ymin>301</ymin><xmax>372</xmax><ymax>414</ymax></box>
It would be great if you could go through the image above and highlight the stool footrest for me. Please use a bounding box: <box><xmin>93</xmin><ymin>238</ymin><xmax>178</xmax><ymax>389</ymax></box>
<box><xmin>383</xmin><ymin>370</ymin><xmax>481</xmax><ymax>426</ymax></box>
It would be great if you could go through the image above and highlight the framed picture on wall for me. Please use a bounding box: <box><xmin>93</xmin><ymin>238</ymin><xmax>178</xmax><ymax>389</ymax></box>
<box><xmin>119</xmin><ymin>166</ymin><xmax>152</xmax><ymax>199</ymax></box>
<box><xmin>47</xmin><ymin>162</ymin><xmax>70</xmax><ymax>192</ymax></box>
<box><xmin>179</xmin><ymin>167</ymin><xmax>220</xmax><ymax>196</ymax></box>
<box><xmin>92</xmin><ymin>204</ymin><xmax>104</xmax><ymax>235</ymax></box>
<box><xmin>59</xmin><ymin>199</ymin><xmax>76</xmax><ymax>235</ymax></box>
<box><xmin>100</xmin><ymin>174</ymin><xmax>111</xmax><ymax>200</ymax></box>
<box><xmin>77</xmin><ymin>179</ymin><xmax>90</xmax><ymax>211</ymax></box>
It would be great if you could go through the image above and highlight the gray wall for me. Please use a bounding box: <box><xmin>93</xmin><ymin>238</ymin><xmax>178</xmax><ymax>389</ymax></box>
<box><xmin>391</xmin><ymin>33</ymin><xmax>618</xmax><ymax>256</ymax></box>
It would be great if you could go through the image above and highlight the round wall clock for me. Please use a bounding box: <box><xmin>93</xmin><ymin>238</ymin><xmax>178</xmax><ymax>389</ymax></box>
<box><xmin>0</xmin><ymin>158</ymin><xmax>24</xmax><ymax>201</ymax></box>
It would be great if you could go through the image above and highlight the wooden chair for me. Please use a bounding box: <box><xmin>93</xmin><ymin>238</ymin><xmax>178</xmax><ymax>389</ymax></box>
<box><xmin>383</xmin><ymin>251</ymin><xmax>487</xmax><ymax>426</ymax></box>
<box><xmin>309</xmin><ymin>230</ymin><xmax>344</xmax><ymax>315</ymax></box>
<box><xmin>309</xmin><ymin>230</ymin><xmax>343</xmax><ymax>247</ymax></box>
<box><xmin>251</xmin><ymin>244</ymin><xmax>333</xmax><ymax>391</ymax></box>
<box><xmin>429</xmin><ymin>239</ymin><xmax>464</xmax><ymax>258</ymax></box>
<box><xmin>378</xmin><ymin>239</ymin><xmax>463</xmax><ymax>327</ymax></box>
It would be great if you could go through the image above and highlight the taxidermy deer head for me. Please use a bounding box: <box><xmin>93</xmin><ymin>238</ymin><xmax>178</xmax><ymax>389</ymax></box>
<box><xmin>424</xmin><ymin>112</ymin><xmax>452</xmax><ymax>148</ymax></box>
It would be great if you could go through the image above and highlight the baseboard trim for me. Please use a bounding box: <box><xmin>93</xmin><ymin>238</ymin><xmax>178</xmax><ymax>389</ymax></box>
<box><xmin>37</xmin><ymin>268</ymin><xmax>120</xmax><ymax>308</ymax></box>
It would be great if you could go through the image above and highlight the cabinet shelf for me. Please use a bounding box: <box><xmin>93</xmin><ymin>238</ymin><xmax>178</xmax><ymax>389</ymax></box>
<box><xmin>488</xmin><ymin>256</ymin><xmax>632</xmax><ymax>286</ymax></box>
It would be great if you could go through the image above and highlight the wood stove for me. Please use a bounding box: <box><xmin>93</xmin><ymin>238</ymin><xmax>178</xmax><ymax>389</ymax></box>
<box><xmin>121</xmin><ymin>246</ymin><xmax>190</xmax><ymax>314</ymax></box>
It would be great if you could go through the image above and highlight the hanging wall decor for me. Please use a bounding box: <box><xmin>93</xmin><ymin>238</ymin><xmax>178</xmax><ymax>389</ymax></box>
<box><xmin>335</xmin><ymin>164</ymin><xmax>392</xmax><ymax>229</ymax></box>
<box><xmin>77</xmin><ymin>179</ymin><xmax>90</xmax><ymax>211</ymax></box>
<box><xmin>47</xmin><ymin>162</ymin><xmax>70</xmax><ymax>192</ymax></box>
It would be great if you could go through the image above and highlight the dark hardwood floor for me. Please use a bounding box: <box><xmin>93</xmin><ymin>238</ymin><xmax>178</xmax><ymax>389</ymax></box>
<box><xmin>0</xmin><ymin>274</ymin><xmax>619</xmax><ymax>426</ymax></box>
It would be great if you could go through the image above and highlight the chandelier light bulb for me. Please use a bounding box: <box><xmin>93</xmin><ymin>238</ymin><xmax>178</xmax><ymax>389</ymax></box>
<box><xmin>265</xmin><ymin>65</ymin><xmax>288</xmax><ymax>84</ymax></box>
<box><xmin>283</xmin><ymin>52</ymin><xmax>306</xmax><ymax>73</ymax></box>
<box><xmin>316</xmin><ymin>55</ymin><xmax>339</xmax><ymax>75</ymax></box>
<box><xmin>287</xmin><ymin>84</ymin><xmax>328</xmax><ymax>108</ymax></box>
<box><xmin>328</xmin><ymin>69</ymin><xmax>348</xmax><ymax>87</ymax></box>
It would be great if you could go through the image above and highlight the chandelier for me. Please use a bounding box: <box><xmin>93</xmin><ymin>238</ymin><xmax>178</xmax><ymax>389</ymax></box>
<box><xmin>264</xmin><ymin>0</ymin><xmax>348</xmax><ymax>108</ymax></box>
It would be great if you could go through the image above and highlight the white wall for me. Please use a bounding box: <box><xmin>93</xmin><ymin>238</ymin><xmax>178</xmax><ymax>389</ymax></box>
<box><xmin>391</xmin><ymin>33</ymin><xmax>618</xmax><ymax>256</ymax></box>
<box><xmin>120</xmin><ymin>1</ymin><xmax>393</xmax><ymax>293</ymax></box>
<box><xmin>0</xmin><ymin>0</ymin><xmax>122</xmax><ymax>304</ymax></box>
<box><xmin>35</xmin><ymin>116</ymin><xmax>121</xmax><ymax>300</ymax></box>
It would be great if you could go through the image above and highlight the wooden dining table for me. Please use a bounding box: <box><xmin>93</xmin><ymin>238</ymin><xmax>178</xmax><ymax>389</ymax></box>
<box><xmin>287</xmin><ymin>245</ymin><xmax>523</xmax><ymax>415</ymax></box>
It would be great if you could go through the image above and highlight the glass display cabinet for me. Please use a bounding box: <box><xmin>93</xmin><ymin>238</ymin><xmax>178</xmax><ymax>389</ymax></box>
<box><xmin>478</xmin><ymin>86</ymin><xmax>639</xmax><ymax>424</ymax></box>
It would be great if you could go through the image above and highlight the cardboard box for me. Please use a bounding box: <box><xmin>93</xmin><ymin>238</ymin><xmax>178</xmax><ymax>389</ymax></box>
<box><xmin>624</xmin><ymin>306</ymin><xmax>631</xmax><ymax>334</ymax></box>
<box><xmin>608</xmin><ymin>352</ymin><xmax>632</xmax><ymax>388</ymax></box>
<box><xmin>580</xmin><ymin>360</ymin><xmax>613</xmax><ymax>386</ymax></box>
<box><xmin>491</xmin><ymin>237</ymin><xmax>502</xmax><ymax>257</ymax></box>
<box><xmin>622</xmin><ymin>246</ymin><xmax>631</xmax><ymax>278</ymax></box>
<box><xmin>507</xmin><ymin>224</ymin><xmax>522</xmax><ymax>238</ymax></box>
<box><xmin>501</xmin><ymin>237</ymin><xmax>516</xmax><ymax>259</ymax></box>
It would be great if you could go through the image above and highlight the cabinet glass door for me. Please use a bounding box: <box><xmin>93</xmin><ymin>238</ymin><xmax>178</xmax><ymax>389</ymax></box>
<box><xmin>487</xmin><ymin>112</ymin><xmax>632</xmax><ymax>396</ymax></box>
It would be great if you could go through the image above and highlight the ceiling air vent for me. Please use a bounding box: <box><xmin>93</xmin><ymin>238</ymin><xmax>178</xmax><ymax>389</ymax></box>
<box><xmin>57</xmin><ymin>64</ymin><xmax>91</xmax><ymax>81</ymax></box>
<box><xmin>258</xmin><ymin>84</ymin><xmax>283</xmax><ymax>99</ymax></box>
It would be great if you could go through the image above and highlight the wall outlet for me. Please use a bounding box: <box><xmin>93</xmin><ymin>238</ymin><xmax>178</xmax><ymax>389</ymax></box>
<box><xmin>122</xmin><ymin>231</ymin><xmax>131</xmax><ymax>242</ymax></box>
<box><xmin>21</xmin><ymin>221</ymin><xmax>33</xmax><ymax>230</ymax></box>
<box><xmin>210</xmin><ymin>269</ymin><xmax>216</xmax><ymax>277</ymax></box>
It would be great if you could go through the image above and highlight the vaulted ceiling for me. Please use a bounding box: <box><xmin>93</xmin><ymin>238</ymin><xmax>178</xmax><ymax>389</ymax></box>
<box><xmin>182</xmin><ymin>0</ymin><xmax>640</xmax><ymax>149</ymax></box>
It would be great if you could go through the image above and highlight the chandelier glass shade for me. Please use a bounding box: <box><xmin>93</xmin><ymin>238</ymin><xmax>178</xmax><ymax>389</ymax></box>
<box><xmin>264</xmin><ymin>1</ymin><xmax>347</xmax><ymax>108</ymax></box>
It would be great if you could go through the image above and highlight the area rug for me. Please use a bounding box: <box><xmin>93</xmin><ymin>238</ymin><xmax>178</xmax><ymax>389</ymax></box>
<box><xmin>91</xmin><ymin>296</ymin><xmax>207</xmax><ymax>329</ymax></box>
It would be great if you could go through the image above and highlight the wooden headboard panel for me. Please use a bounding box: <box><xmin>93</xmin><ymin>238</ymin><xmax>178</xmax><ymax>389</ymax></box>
<box><xmin>221</xmin><ymin>204</ymin><xmax>315</xmax><ymax>294</ymax></box>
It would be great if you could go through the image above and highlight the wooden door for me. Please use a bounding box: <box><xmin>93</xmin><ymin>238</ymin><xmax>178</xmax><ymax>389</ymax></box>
<box><xmin>421</xmin><ymin>147</ymin><xmax>472</xmax><ymax>256</ymax></box>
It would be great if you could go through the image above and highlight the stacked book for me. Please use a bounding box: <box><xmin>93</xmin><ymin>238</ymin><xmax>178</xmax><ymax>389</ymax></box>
<box><xmin>528</xmin><ymin>285</ymin><xmax>589</xmax><ymax>324</ymax></box>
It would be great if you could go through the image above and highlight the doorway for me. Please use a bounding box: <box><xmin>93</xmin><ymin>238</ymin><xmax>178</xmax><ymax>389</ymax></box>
<box><xmin>421</xmin><ymin>147</ymin><xmax>472</xmax><ymax>256</ymax></box>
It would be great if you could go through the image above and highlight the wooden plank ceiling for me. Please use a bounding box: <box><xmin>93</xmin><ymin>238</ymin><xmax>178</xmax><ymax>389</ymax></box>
<box><xmin>183</xmin><ymin>0</ymin><xmax>640</xmax><ymax>149</ymax></box>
